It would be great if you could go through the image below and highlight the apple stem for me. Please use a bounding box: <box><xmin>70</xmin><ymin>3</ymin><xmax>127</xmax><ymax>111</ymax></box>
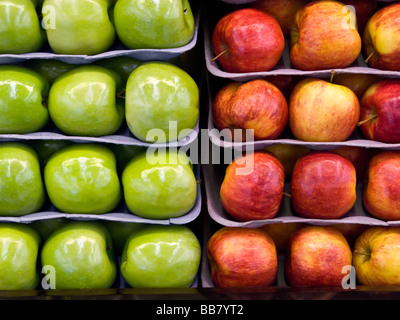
<box><xmin>357</xmin><ymin>114</ymin><xmax>378</xmax><ymax>126</ymax></box>
<box><xmin>42</xmin><ymin>98</ymin><xmax>48</xmax><ymax>108</ymax></box>
<box><xmin>330</xmin><ymin>70</ymin><xmax>335</xmax><ymax>83</ymax></box>
<box><xmin>289</xmin><ymin>26</ymin><xmax>299</xmax><ymax>33</ymax></box>
<box><xmin>364</xmin><ymin>50</ymin><xmax>376</xmax><ymax>64</ymax></box>
<box><xmin>117</xmin><ymin>89</ymin><xmax>126</xmax><ymax>99</ymax></box>
<box><xmin>211</xmin><ymin>49</ymin><xmax>228</xmax><ymax>62</ymax></box>
<box><xmin>196</xmin><ymin>179</ymin><xmax>202</xmax><ymax>184</ymax></box>
<box><xmin>283</xmin><ymin>192</ymin><xmax>292</xmax><ymax>198</ymax></box>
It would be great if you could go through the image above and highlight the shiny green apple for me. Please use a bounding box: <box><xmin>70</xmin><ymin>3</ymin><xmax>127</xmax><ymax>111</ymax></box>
<box><xmin>114</xmin><ymin>0</ymin><xmax>195</xmax><ymax>49</ymax></box>
<box><xmin>0</xmin><ymin>0</ymin><xmax>45</xmax><ymax>54</ymax></box>
<box><xmin>26</xmin><ymin>60</ymin><xmax>78</xmax><ymax>83</ymax></box>
<box><xmin>41</xmin><ymin>221</ymin><xmax>116</xmax><ymax>289</ymax></box>
<box><xmin>0</xmin><ymin>143</ymin><xmax>46</xmax><ymax>216</ymax></box>
<box><xmin>103</xmin><ymin>221</ymin><xmax>146</xmax><ymax>255</ymax></box>
<box><xmin>126</xmin><ymin>62</ymin><xmax>199</xmax><ymax>143</ymax></box>
<box><xmin>96</xmin><ymin>57</ymin><xmax>142</xmax><ymax>86</ymax></box>
<box><xmin>0</xmin><ymin>223</ymin><xmax>41</xmax><ymax>290</ymax></box>
<box><xmin>121</xmin><ymin>225</ymin><xmax>201</xmax><ymax>288</ymax></box>
<box><xmin>122</xmin><ymin>149</ymin><xmax>197</xmax><ymax>219</ymax></box>
<box><xmin>0</xmin><ymin>65</ymin><xmax>49</xmax><ymax>134</ymax></box>
<box><xmin>44</xmin><ymin>144</ymin><xmax>122</xmax><ymax>214</ymax></box>
<box><xmin>48</xmin><ymin>65</ymin><xmax>125</xmax><ymax>137</ymax></box>
<box><xmin>42</xmin><ymin>0</ymin><xmax>115</xmax><ymax>55</ymax></box>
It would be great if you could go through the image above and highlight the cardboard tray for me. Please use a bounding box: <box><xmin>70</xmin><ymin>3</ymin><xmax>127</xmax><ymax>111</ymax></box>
<box><xmin>201</xmin><ymin>159</ymin><xmax>400</xmax><ymax>228</ymax></box>
<box><xmin>0</xmin><ymin>6</ymin><xmax>201</xmax><ymax>65</ymax></box>
<box><xmin>204</xmin><ymin>1</ymin><xmax>400</xmax><ymax>82</ymax></box>
<box><xmin>205</xmin><ymin>73</ymin><xmax>400</xmax><ymax>151</ymax></box>
<box><xmin>0</xmin><ymin>164</ymin><xmax>202</xmax><ymax>226</ymax></box>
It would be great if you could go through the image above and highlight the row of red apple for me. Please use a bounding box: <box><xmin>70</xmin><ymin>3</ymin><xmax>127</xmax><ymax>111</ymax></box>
<box><xmin>0</xmin><ymin>219</ymin><xmax>201</xmax><ymax>290</ymax></box>
<box><xmin>212</xmin><ymin>72</ymin><xmax>400</xmax><ymax>143</ymax></box>
<box><xmin>0</xmin><ymin>61</ymin><xmax>199</xmax><ymax>144</ymax></box>
<box><xmin>0</xmin><ymin>142</ymin><xmax>197</xmax><ymax>221</ymax></box>
<box><xmin>211</xmin><ymin>0</ymin><xmax>400</xmax><ymax>72</ymax></box>
<box><xmin>207</xmin><ymin>223</ymin><xmax>399</xmax><ymax>287</ymax></box>
<box><xmin>0</xmin><ymin>0</ymin><xmax>196</xmax><ymax>55</ymax></box>
<box><xmin>220</xmin><ymin>148</ymin><xmax>400</xmax><ymax>222</ymax></box>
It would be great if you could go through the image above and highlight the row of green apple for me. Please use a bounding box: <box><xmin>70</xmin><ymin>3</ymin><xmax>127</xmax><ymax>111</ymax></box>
<box><xmin>0</xmin><ymin>141</ymin><xmax>198</xmax><ymax>220</ymax></box>
<box><xmin>0</xmin><ymin>0</ymin><xmax>196</xmax><ymax>55</ymax></box>
<box><xmin>207</xmin><ymin>223</ymin><xmax>400</xmax><ymax>288</ymax></box>
<box><xmin>0</xmin><ymin>60</ymin><xmax>199</xmax><ymax>143</ymax></box>
<box><xmin>0</xmin><ymin>219</ymin><xmax>201</xmax><ymax>290</ymax></box>
<box><xmin>211</xmin><ymin>0</ymin><xmax>400</xmax><ymax>73</ymax></box>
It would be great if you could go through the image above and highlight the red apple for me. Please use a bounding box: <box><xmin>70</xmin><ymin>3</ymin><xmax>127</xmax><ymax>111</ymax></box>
<box><xmin>331</xmin><ymin>223</ymin><xmax>368</xmax><ymax>248</ymax></box>
<box><xmin>212</xmin><ymin>79</ymin><xmax>288</xmax><ymax>141</ymax></box>
<box><xmin>260</xmin><ymin>222</ymin><xmax>303</xmax><ymax>252</ymax></box>
<box><xmin>207</xmin><ymin>227</ymin><xmax>277</xmax><ymax>288</ymax></box>
<box><xmin>250</xmin><ymin>0</ymin><xmax>308</xmax><ymax>37</ymax></box>
<box><xmin>220</xmin><ymin>151</ymin><xmax>285</xmax><ymax>221</ymax></box>
<box><xmin>265</xmin><ymin>144</ymin><xmax>310</xmax><ymax>179</ymax></box>
<box><xmin>332</xmin><ymin>73</ymin><xmax>381</xmax><ymax>100</ymax></box>
<box><xmin>290</xmin><ymin>1</ymin><xmax>362</xmax><ymax>71</ymax></box>
<box><xmin>353</xmin><ymin>226</ymin><xmax>400</xmax><ymax>285</ymax></box>
<box><xmin>289</xmin><ymin>78</ymin><xmax>360</xmax><ymax>142</ymax></box>
<box><xmin>363</xmin><ymin>2</ymin><xmax>400</xmax><ymax>71</ymax></box>
<box><xmin>363</xmin><ymin>151</ymin><xmax>400</xmax><ymax>221</ymax></box>
<box><xmin>212</xmin><ymin>8</ymin><xmax>285</xmax><ymax>73</ymax></box>
<box><xmin>358</xmin><ymin>79</ymin><xmax>400</xmax><ymax>143</ymax></box>
<box><xmin>291</xmin><ymin>152</ymin><xmax>357</xmax><ymax>219</ymax></box>
<box><xmin>286</xmin><ymin>225</ymin><xmax>353</xmax><ymax>287</ymax></box>
<box><xmin>331</xmin><ymin>146</ymin><xmax>377</xmax><ymax>180</ymax></box>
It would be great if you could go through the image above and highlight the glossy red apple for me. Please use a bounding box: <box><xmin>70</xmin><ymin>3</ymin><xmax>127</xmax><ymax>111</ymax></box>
<box><xmin>363</xmin><ymin>2</ymin><xmax>400</xmax><ymax>71</ymax></box>
<box><xmin>212</xmin><ymin>79</ymin><xmax>288</xmax><ymax>141</ymax></box>
<box><xmin>291</xmin><ymin>152</ymin><xmax>357</xmax><ymax>219</ymax></box>
<box><xmin>250</xmin><ymin>0</ymin><xmax>308</xmax><ymax>37</ymax></box>
<box><xmin>286</xmin><ymin>225</ymin><xmax>353</xmax><ymax>287</ymax></box>
<box><xmin>363</xmin><ymin>151</ymin><xmax>400</xmax><ymax>221</ymax></box>
<box><xmin>290</xmin><ymin>1</ymin><xmax>362</xmax><ymax>70</ymax></box>
<box><xmin>358</xmin><ymin>79</ymin><xmax>400</xmax><ymax>143</ymax></box>
<box><xmin>220</xmin><ymin>151</ymin><xmax>285</xmax><ymax>221</ymax></box>
<box><xmin>289</xmin><ymin>78</ymin><xmax>360</xmax><ymax>142</ymax></box>
<box><xmin>212</xmin><ymin>8</ymin><xmax>285</xmax><ymax>73</ymax></box>
<box><xmin>331</xmin><ymin>146</ymin><xmax>377</xmax><ymax>181</ymax></box>
<box><xmin>207</xmin><ymin>227</ymin><xmax>277</xmax><ymax>288</ymax></box>
<box><xmin>260</xmin><ymin>222</ymin><xmax>303</xmax><ymax>252</ymax></box>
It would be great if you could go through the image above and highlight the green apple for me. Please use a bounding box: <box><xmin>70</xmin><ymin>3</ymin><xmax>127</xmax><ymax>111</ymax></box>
<box><xmin>126</xmin><ymin>62</ymin><xmax>199</xmax><ymax>143</ymax></box>
<box><xmin>42</xmin><ymin>0</ymin><xmax>115</xmax><ymax>55</ymax></box>
<box><xmin>0</xmin><ymin>0</ymin><xmax>45</xmax><ymax>54</ymax></box>
<box><xmin>0</xmin><ymin>65</ymin><xmax>49</xmax><ymax>134</ymax></box>
<box><xmin>31</xmin><ymin>218</ymin><xmax>67</xmax><ymax>241</ymax></box>
<box><xmin>114</xmin><ymin>0</ymin><xmax>195</xmax><ymax>49</ymax></box>
<box><xmin>31</xmin><ymin>140</ymin><xmax>73</xmax><ymax>166</ymax></box>
<box><xmin>26</xmin><ymin>60</ymin><xmax>78</xmax><ymax>83</ymax></box>
<box><xmin>48</xmin><ymin>65</ymin><xmax>125</xmax><ymax>137</ymax></box>
<box><xmin>0</xmin><ymin>143</ymin><xmax>46</xmax><ymax>216</ymax></box>
<box><xmin>41</xmin><ymin>221</ymin><xmax>116</xmax><ymax>289</ymax></box>
<box><xmin>121</xmin><ymin>225</ymin><xmax>201</xmax><ymax>288</ymax></box>
<box><xmin>108</xmin><ymin>144</ymin><xmax>146</xmax><ymax>172</ymax></box>
<box><xmin>103</xmin><ymin>221</ymin><xmax>146</xmax><ymax>255</ymax></box>
<box><xmin>44</xmin><ymin>144</ymin><xmax>122</xmax><ymax>214</ymax></box>
<box><xmin>0</xmin><ymin>223</ymin><xmax>41</xmax><ymax>290</ymax></box>
<box><xmin>122</xmin><ymin>149</ymin><xmax>197</xmax><ymax>219</ymax></box>
<box><xmin>96</xmin><ymin>57</ymin><xmax>142</xmax><ymax>86</ymax></box>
